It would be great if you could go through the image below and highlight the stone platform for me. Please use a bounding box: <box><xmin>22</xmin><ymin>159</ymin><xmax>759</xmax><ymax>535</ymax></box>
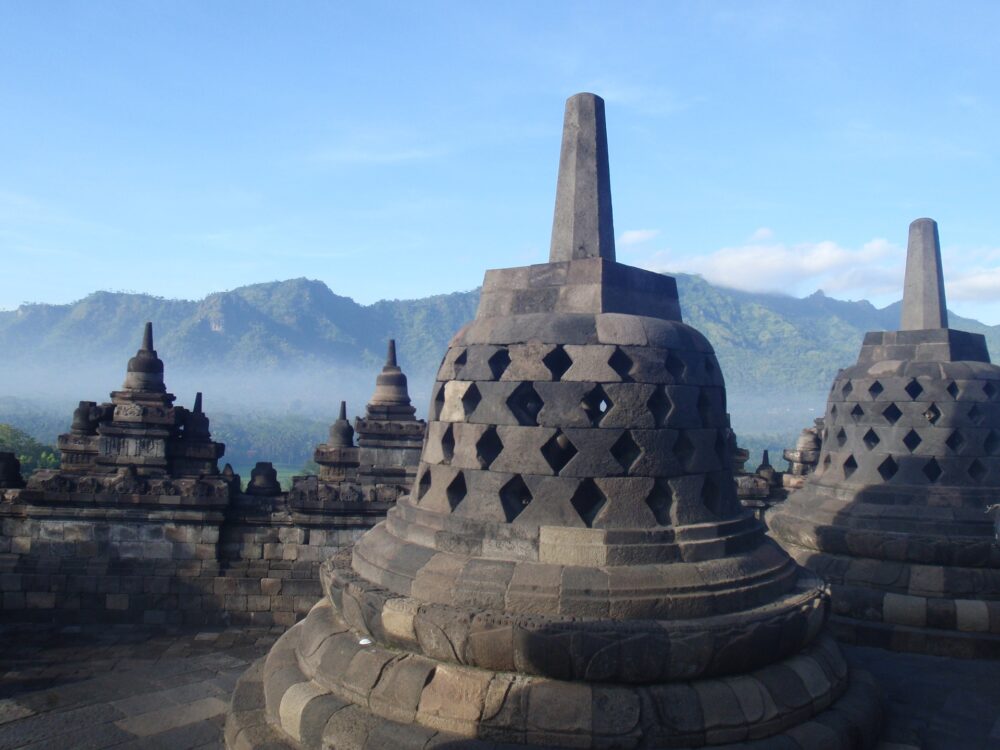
<box><xmin>0</xmin><ymin>620</ymin><xmax>998</xmax><ymax>749</ymax></box>
<box><xmin>0</xmin><ymin>621</ymin><xmax>278</xmax><ymax>749</ymax></box>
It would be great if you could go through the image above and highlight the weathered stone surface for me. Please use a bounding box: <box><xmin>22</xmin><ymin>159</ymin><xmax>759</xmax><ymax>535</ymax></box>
<box><xmin>901</xmin><ymin>218</ymin><xmax>948</xmax><ymax>331</ymax></box>
<box><xmin>549</xmin><ymin>93</ymin><xmax>615</xmax><ymax>264</ymax></box>
<box><xmin>230</xmin><ymin>92</ymin><xmax>879</xmax><ymax>750</ymax></box>
<box><xmin>771</xmin><ymin>217</ymin><xmax>1000</xmax><ymax>659</ymax></box>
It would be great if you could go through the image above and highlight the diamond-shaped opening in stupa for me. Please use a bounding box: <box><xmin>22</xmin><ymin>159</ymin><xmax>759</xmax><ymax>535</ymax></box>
<box><xmin>862</xmin><ymin>429</ymin><xmax>880</xmax><ymax>450</ymax></box>
<box><xmin>645</xmin><ymin>479</ymin><xmax>672</xmax><ymax>525</ymax></box>
<box><xmin>608</xmin><ymin>347</ymin><xmax>633</xmax><ymax>381</ymax></box>
<box><xmin>610</xmin><ymin>431</ymin><xmax>641</xmax><ymax>473</ymax></box>
<box><xmin>499</xmin><ymin>475</ymin><xmax>533</xmax><ymax>522</ymax></box>
<box><xmin>877</xmin><ymin>456</ymin><xmax>898</xmax><ymax>481</ymax></box>
<box><xmin>647</xmin><ymin>385</ymin><xmax>672</xmax><ymax>428</ymax></box>
<box><xmin>570</xmin><ymin>478</ymin><xmax>607</xmax><ymax>527</ymax></box>
<box><xmin>488</xmin><ymin>348</ymin><xmax>511</xmax><ymax>380</ymax></box>
<box><xmin>446</xmin><ymin>472</ymin><xmax>467</xmax><ymax>510</ymax></box>
<box><xmin>581</xmin><ymin>384</ymin><xmax>613</xmax><ymax>426</ymax></box>
<box><xmin>475</xmin><ymin>426</ymin><xmax>504</xmax><ymax>469</ymax></box>
<box><xmin>506</xmin><ymin>382</ymin><xmax>543</xmax><ymax>426</ymax></box>
<box><xmin>540</xmin><ymin>430</ymin><xmax>578</xmax><ymax>475</ymax></box>
<box><xmin>542</xmin><ymin>346</ymin><xmax>573</xmax><ymax>381</ymax></box>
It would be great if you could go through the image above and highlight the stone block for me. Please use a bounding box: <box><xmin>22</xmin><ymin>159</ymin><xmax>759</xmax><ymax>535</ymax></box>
<box><xmin>882</xmin><ymin>592</ymin><xmax>927</xmax><ymax>627</ymax></box>
<box><xmin>597</xmin><ymin>384</ymin><xmax>657</xmax><ymax>428</ymax></box>
<box><xmin>504</xmin><ymin>342</ymin><xmax>561</xmax><ymax>381</ymax></box>
<box><xmin>505</xmin><ymin>562</ymin><xmax>562</xmax><ymax>614</ymax></box>
<box><xmin>381</xmin><ymin>597</ymin><xmax>419</xmax><ymax>645</ymax></box>
<box><xmin>591</xmin><ymin>477</ymin><xmax>657</xmax><ymax>528</ymax></box>
<box><xmin>369</xmin><ymin>654</ymin><xmax>436</xmax><ymax>724</ymax></box>
<box><xmin>560</xmin><ymin>565</ymin><xmax>610</xmax><ymax>618</ymax></box>
<box><xmin>26</xmin><ymin>591</ymin><xmax>56</xmax><ymax>609</ymax></box>
<box><xmin>534</xmin><ymin>381</ymin><xmax>594</xmax><ymax>428</ymax></box>
<box><xmin>526</xmin><ymin>680</ymin><xmax>592</xmax><ymax>744</ymax></box>
<box><xmin>416</xmin><ymin>664</ymin><xmax>492</xmax><ymax>734</ymax></box>
<box><xmin>11</xmin><ymin>537</ymin><xmax>30</xmax><ymax>554</ymax></box>
<box><xmin>955</xmin><ymin>598</ymin><xmax>990</xmax><ymax>632</ymax></box>
<box><xmin>595</xmin><ymin>313</ymin><xmax>648</xmax><ymax>346</ymax></box>
<box><xmin>562</xmin><ymin>345</ymin><xmax>619</xmax><ymax>382</ymax></box>
<box><xmin>490</xmin><ymin>426</ymin><xmax>558</xmax><ymax>475</ymax></box>
<box><xmin>539</xmin><ymin>526</ymin><xmax>606</xmax><ymax>566</ymax></box>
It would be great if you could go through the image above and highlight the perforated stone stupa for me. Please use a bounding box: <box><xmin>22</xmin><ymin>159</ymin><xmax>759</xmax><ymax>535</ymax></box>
<box><xmin>227</xmin><ymin>93</ymin><xmax>880</xmax><ymax>749</ymax></box>
<box><xmin>770</xmin><ymin>218</ymin><xmax>1000</xmax><ymax>658</ymax></box>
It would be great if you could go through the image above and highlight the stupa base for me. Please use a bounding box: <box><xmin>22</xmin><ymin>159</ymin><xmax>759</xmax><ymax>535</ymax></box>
<box><xmin>777</xmin><ymin>538</ymin><xmax>1000</xmax><ymax>659</ymax></box>
<box><xmin>830</xmin><ymin>612</ymin><xmax>1000</xmax><ymax>660</ymax></box>
<box><xmin>226</xmin><ymin>597</ymin><xmax>883</xmax><ymax>750</ymax></box>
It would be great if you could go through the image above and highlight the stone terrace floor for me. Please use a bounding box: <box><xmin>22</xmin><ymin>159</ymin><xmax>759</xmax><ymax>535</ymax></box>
<box><xmin>0</xmin><ymin>621</ymin><xmax>997</xmax><ymax>750</ymax></box>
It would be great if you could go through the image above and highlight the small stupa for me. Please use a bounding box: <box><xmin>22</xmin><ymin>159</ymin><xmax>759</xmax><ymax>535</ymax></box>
<box><xmin>354</xmin><ymin>339</ymin><xmax>425</xmax><ymax>493</ymax></box>
<box><xmin>771</xmin><ymin>219</ymin><xmax>1000</xmax><ymax>658</ymax></box>
<box><xmin>312</xmin><ymin>400</ymin><xmax>360</xmax><ymax>484</ymax></box>
<box><xmin>44</xmin><ymin>322</ymin><xmax>225</xmax><ymax>482</ymax></box>
<box><xmin>227</xmin><ymin>93</ymin><xmax>880</xmax><ymax>749</ymax></box>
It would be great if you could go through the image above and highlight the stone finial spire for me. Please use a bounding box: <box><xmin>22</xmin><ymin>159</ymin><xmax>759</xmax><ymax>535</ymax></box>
<box><xmin>549</xmin><ymin>92</ymin><xmax>615</xmax><ymax>263</ymax></box>
<box><xmin>338</xmin><ymin>400</ymin><xmax>347</xmax><ymax>421</ymax></box>
<box><xmin>386</xmin><ymin>339</ymin><xmax>397</xmax><ymax>368</ymax></box>
<box><xmin>142</xmin><ymin>321</ymin><xmax>154</xmax><ymax>351</ymax></box>
<box><xmin>193</xmin><ymin>392</ymin><xmax>203</xmax><ymax>413</ymax></box>
<box><xmin>901</xmin><ymin>218</ymin><xmax>948</xmax><ymax>330</ymax></box>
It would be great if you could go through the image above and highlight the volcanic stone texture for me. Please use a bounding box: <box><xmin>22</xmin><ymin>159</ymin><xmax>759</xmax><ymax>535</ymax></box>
<box><xmin>234</xmin><ymin>92</ymin><xmax>881</xmax><ymax>749</ymax></box>
<box><xmin>770</xmin><ymin>220</ymin><xmax>1000</xmax><ymax>659</ymax></box>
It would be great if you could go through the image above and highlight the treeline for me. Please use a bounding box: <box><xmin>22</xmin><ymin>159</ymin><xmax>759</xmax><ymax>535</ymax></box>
<box><xmin>0</xmin><ymin>424</ymin><xmax>59</xmax><ymax>475</ymax></box>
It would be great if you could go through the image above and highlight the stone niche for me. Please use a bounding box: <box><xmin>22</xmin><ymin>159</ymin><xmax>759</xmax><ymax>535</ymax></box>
<box><xmin>226</xmin><ymin>93</ymin><xmax>881</xmax><ymax>750</ymax></box>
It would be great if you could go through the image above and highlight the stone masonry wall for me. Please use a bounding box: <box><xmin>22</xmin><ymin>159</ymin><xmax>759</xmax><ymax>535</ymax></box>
<box><xmin>0</xmin><ymin>489</ymin><xmax>379</xmax><ymax>627</ymax></box>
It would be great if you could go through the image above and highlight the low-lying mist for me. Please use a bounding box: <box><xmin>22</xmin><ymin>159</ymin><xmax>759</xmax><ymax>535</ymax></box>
<box><xmin>0</xmin><ymin>361</ymin><xmax>821</xmax><ymax>474</ymax></box>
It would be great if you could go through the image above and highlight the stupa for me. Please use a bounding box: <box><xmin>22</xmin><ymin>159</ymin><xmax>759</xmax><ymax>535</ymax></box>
<box><xmin>226</xmin><ymin>93</ymin><xmax>880</xmax><ymax>749</ymax></box>
<box><xmin>770</xmin><ymin>218</ymin><xmax>1000</xmax><ymax>658</ymax></box>
<box><xmin>313</xmin><ymin>400</ymin><xmax>360</xmax><ymax>485</ymax></box>
<box><xmin>34</xmin><ymin>322</ymin><xmax>227</xmax><ymax>488</ymax></box>
<box><xmin>354</xmin><ymin>339</ymin><xmax>425</xmax><ymax>497</ymax></box>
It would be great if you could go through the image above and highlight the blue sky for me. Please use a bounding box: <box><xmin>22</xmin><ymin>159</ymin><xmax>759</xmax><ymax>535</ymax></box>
<box><xmin>3</xmin><ymin>2</ymin><xmax>1000</xmax><ymax>321</ymax></box>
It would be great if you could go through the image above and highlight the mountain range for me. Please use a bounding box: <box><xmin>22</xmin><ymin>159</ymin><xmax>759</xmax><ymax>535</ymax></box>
<box><xmin>2</xmin><ymin>274</ymin><xmax>997</xmax><ymax>393</ymax></box>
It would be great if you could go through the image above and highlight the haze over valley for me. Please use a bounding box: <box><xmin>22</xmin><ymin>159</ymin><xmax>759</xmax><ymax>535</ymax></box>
<box><xmin>5</xmin><ymin>272</ymin><xmax>999</xmax><ymax>473</ymax></box>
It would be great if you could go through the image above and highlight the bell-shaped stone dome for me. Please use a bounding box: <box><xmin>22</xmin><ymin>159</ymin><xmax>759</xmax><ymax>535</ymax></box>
<box><xmin>230</xmin><ymin>93</ymin><xmax>881</xmax><ymax>750</ymax></box>
<box><xmin>367</xmin><ymin>339</ymin><xmax>416</xmax><ymax>416</ymax></box>
<box><xmin>770</xmin><ymin>218</ymin><xmax>1000</xmax><ymax>658</ymax></box>
<box><xmin>327</xmin><ymin>400</ymin><xmax>355</xmax><ymax>448</ymax></box>
<box><xmin>123</xmin><ymin>322</ymin><xmax>166</xmax><ymax>393</ymax></box>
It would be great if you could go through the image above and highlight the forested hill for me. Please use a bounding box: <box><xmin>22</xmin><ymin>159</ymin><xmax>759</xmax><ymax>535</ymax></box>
<box><xmin>1</xmin><ymin>274</ymin><xmax>998</xmax><ymax>394</ymax></box>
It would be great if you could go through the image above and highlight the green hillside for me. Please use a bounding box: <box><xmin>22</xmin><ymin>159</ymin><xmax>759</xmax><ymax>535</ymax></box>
<box><xmin>2</xmin><ymin>273</ymin><xmax>998</xmax><ymax>472</ymax></box>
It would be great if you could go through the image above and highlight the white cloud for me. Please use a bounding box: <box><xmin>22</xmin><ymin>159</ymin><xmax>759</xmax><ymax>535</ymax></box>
<box><xmin>618</xmin><ymin>229</ymin><xmax>660</xmax><ymax>246</ymax></box>
<box><xmin>948</xmin><ymin>262</ymin><xmax>1000</xmax><ymax>301</ymax></box>
<box><xmin>750</xmin><ymin>227</ymin><xmax>774</xmax><ymax>241</ymax></box>
<box><xmin>634</xmin><ymin>232</ymin><xmax>1000</xmax><ymax>322</ymax></box>
<box><xmin>638</xmin><ymin>236</ymin><xmax>904</xmax><ymax>301</ymax></box>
